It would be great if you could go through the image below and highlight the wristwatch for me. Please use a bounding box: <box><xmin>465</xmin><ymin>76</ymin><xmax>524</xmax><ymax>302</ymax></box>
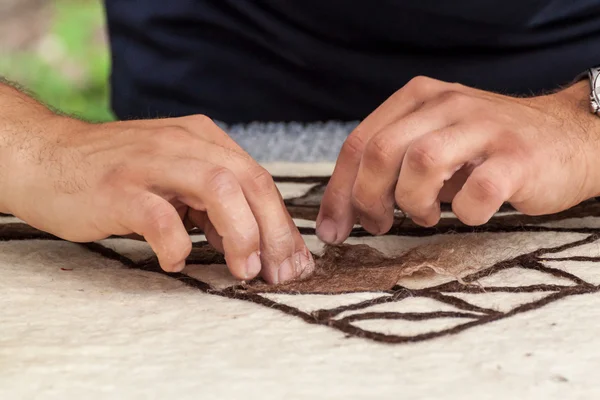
<box><xmin>587</xmin><ymin>66</ymin><xmax>600</xmax><ymax>116</ymax></box>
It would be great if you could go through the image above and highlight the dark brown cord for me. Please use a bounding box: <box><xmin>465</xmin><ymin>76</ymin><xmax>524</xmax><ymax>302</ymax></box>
<box><xmin>2</xmin><ymin>176</ymin><xmax>600</xmax><ymax>345</ymax></box>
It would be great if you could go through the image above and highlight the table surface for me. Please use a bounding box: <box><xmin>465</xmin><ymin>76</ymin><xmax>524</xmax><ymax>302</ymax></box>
<box><xmin>2</xmin><ymin>162</ymin><xmax>600</xmax><ymax>400</ymax></box>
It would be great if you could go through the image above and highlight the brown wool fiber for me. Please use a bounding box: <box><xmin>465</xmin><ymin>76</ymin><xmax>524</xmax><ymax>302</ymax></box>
<box><xmin>244</xmin><ymin>235</ymin><xmax>488</xmax><ymax>294</ymax></box>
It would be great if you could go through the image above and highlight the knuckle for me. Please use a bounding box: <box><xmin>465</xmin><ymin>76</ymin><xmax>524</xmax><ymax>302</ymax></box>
<box><xmin>186</xmin><ymin>114</ymin><xmax>214</xmax><ymax>127</ymax></box>
<box><xmin>205</xmin><ymin>166</ymin><xmax>239</xmax><ymax>197</ymax></box>
<box><xmin>405</xmin><ymin>140</ymin><xmax>442</xmax><ymax>173</ymax></box>
<box><xmin>404</xmin><ymin>75</ymin><xmax>438</xmax><ymax>96</ymax></box>
<box><xmin>364</xmin><ymin>135</ymin><xmax>396</xmax><ymax>169</ymax></box>
<box><xmin>469</xmin><ymin>175</ymin><xmax>503</xmax><ymax>203</ymax></box>
<box><xmin>245</xmin><ymin>166</ymin><xmax>277</xmax><ymax>197</ymax></box>
<box><xmin>198</xmin><ymin>114</ymin><xmax>213</xmax><ymax>124</ymax></box>
<box><xmin>341</xmin><ymin>133</ymin><xmax>367</xmax><ymax>161</ymax></box>
<box><xmin>438</xmin><ymin>90</ymin><xmax>471</xmax><ymax>108</ymax></box>
<box><xmin>407</xmin><ymin>75</ymin><xmax>434</xmax><ymax>88</ymax></box>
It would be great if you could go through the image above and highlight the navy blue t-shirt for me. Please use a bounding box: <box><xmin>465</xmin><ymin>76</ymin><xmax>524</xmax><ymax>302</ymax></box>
<box><xmin>104</xmin><ymin>1</ymin><xmax>600</xmax><ymax>123</ymax></box>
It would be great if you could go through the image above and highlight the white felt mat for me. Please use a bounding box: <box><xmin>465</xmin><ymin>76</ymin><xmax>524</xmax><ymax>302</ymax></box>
<box><xmin>2</xmin><ymin>162</ymin><xmax>600</xmax><ymax>399</ymax></box>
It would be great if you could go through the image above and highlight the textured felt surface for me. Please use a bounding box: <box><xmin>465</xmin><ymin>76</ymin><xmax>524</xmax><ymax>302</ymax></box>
<box><xmin>3</xmin><ymin>162</ymin><xmax>600</xmax><ymax>399</ymax></box>
<box><xmin>225</xmin><ymin>121</ymin><xmax>356</xmax><ymax>162</ymax></box>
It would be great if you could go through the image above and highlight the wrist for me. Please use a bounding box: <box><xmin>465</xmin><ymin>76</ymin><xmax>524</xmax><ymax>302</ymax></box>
<box><xmin>554</xmin><ymin>79</ymin><xmax>590</xmax><ymax>109</ymax></box>
<box><xmin>553</xmin><ymin>81</ymin><xmax>600</xmax><ymax>199</ymax></box>
<box><xmin>0</xmin><ymin>112</ymin><xmax>83</xmax><ymax>215</ymax></box>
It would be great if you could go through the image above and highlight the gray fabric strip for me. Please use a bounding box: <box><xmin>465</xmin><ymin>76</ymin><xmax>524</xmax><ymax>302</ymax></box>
<box><xmin>221</xmin><ymin>121</ymin><xmax>358</xmax><ymax>162</ymax></box>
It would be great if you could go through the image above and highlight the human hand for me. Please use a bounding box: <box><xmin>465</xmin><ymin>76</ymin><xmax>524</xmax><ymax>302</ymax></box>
<box><xmin>4</xmin><ymin>114</ymin><xmax>314</xmax><ymax>283</ymax></box>
<box><xmin>317</xmin><ymin>76</ymin><xmax>600</xmax><ymax>243</ymax></box>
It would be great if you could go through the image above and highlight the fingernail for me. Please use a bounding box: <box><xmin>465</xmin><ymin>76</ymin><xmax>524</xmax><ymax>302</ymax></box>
<box><xmin>297</xmin><ymin>247</ymin><xmax>315</xmax><ymax>278</ymax></box>
<box><xmin>245</xmin><ymin>251</ymin><xmax>262</xmax><ymax>279</ymax></box>
<box><xmin>316</xmin><ymin>218</ymin><xmax>338</xmax><ymax>244</ymax></box>
<box><xmin>278</xmin><ymin>257</ymin><xmax>295</xmax><ymax>284</ymax></box>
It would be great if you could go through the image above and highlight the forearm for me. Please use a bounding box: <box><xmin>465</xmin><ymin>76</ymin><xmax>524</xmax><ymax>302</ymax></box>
<box><xmin>0</xmin><ymin>82</ymin><xmax>65</xmax><ymax>213</ymax></box>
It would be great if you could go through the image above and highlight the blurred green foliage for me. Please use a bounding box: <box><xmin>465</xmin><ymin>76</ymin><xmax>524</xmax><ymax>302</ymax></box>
<box><xmin>0</xmin><ymin>0</ymin><xmax>114</xmax><ymax>122</ymax></box>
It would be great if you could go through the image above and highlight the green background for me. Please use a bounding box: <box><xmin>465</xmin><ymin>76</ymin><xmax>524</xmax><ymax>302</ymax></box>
<box><xmin>1</xmin><ymin>0</ymin><xmax>113</xmax><ymax>122</ymax></box>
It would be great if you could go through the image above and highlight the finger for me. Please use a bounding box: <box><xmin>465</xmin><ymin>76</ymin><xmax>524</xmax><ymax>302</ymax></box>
<box><xmin>188</xmin><ymin>209</ymin><xmax>224</xmax><ymax>253</ymax></box>
<box><xmin>438</xmin><ymin>165</ymin><xmax>473</xmax><ymax>203</ymax></box>
<box><xmin>283</xmin><ymin>199</ymin><xmax>316</xmax><ymax>280</ymax></box>
<box><xmin>147</xmin><ymin>126</ymin><xmax>312</xmax><ymax>283</ymax></box>
<box><xmin>394</xmin><ymin>123</ymin><xmax>492</xmax><ymax>227</ymax></box>
<box><xmin>182</xmin><ymin>142</ymin><xmax>312</xmax><ymax>283</ymax></box>
<box><xmin>317</xmin><ymin>76</ymin><xmax>453</xmax><ymax>243</ymax></box>
<box><xmin>121</xmin><ymin>203</ymin><xmax>189</xmax><ymax>242</ymax></box>
<box><xmin>352</xmin><ymin>101</ymin><xmax>458</xmax><ymax>234</ymax></box>
<box><xmin>233</xmin><ymin>164</ymin><xmax>311</xmax><ymax>284</ymax></box>
<box><xmin>452</xmin><ymin>157</ymin><xmax>524</xmax><ymax>226</ymax></box>
<box><xmin>151</xmin><ymin>160</ymin><xmax>261</xmax><ymax>280</ymax></box>
<box><xmin>120</xmin><ymin>192</ymin><xmax>192</xmax><ymax>272</ymax></box>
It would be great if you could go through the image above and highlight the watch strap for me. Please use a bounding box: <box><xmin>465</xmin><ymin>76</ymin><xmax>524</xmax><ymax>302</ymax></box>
<box><xmin>589</xmin><ymin>66</ymin><xmax>600</xmax><ymax>115</ymax></box>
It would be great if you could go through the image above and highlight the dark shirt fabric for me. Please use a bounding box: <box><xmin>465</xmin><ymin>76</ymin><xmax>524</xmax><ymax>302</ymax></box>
<box><xmin>104</xmin><ymin>1</ymin><xmax>600</xmax><ymax>123</ymax></box>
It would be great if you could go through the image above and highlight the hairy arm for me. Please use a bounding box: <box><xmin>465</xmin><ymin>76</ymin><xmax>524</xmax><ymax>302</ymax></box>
<box><xmin>0</xmin><ymin>79</ymin><xmax>313</xmax><ymax>283</ymax></box>
<box><xmin>318</xmin><ymin>77</ymin><xmax>600</xmax><ymax>241</ymax></box>
<box><xmin>0</xmin><ymin>81</ymin><xmax>63</xmax><ymax>213</ymax></box>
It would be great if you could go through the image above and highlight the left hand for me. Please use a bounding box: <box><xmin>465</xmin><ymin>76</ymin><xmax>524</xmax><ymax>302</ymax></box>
<box><xmin>317</xmin><ymin>76</ymin><xmax>600</xmax><ymax>243</ymax></box>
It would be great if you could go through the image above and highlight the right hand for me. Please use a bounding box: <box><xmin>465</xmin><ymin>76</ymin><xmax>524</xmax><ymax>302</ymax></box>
<box><xmin>3</xmin><ymin>114</ymin><xmax>314</xmax><ymax>283</ymax></box>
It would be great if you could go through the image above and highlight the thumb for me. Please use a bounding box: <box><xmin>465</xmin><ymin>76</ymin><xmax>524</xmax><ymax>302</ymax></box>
<box><xmin>121</xmin><ymin>192</ymin><xmax>192</xmax><ymax>272</ymax></box>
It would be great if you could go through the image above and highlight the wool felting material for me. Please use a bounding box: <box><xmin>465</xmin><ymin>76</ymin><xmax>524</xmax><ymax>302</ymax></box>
<box><xmin>244</xmin><ymin>235</ymin><xmax>488</xmax><ymax>294</ymax></box>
